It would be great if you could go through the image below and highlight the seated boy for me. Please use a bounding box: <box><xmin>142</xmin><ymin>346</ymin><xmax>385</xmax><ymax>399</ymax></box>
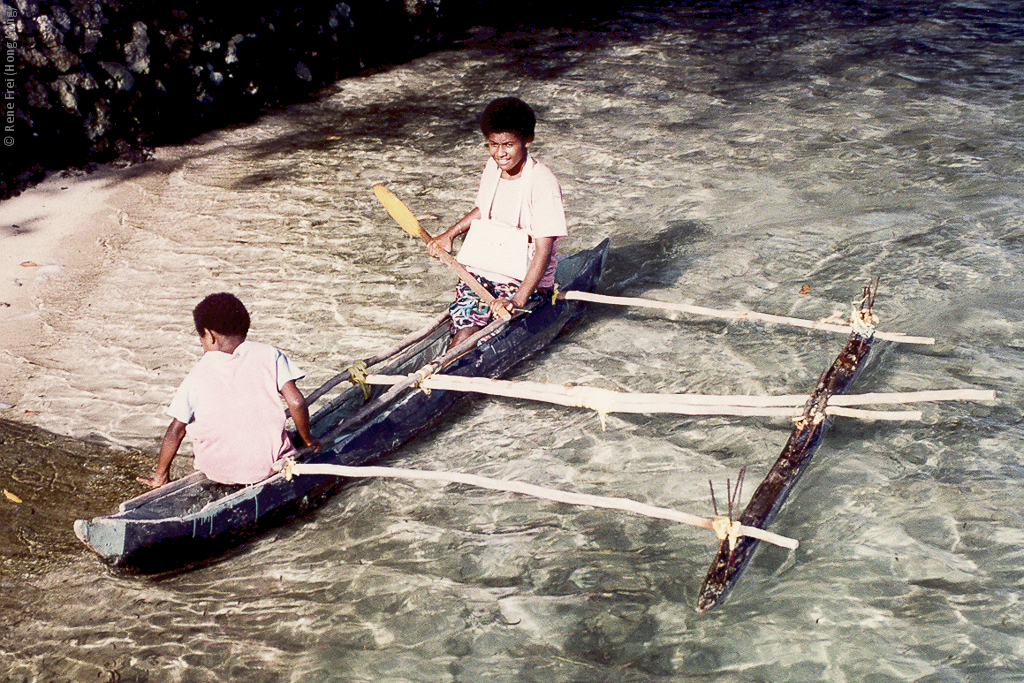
<box><xmin>137</xmin><ymin>292</ymin><xmax>318</xmax><ymax>488</ymax></box>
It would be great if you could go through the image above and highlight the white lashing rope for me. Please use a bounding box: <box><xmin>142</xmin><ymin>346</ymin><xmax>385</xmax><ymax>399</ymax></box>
<box><xmin>564</xmin><ymin>385</ymin><xmax>620</xmax><ymax>429</ymax></box>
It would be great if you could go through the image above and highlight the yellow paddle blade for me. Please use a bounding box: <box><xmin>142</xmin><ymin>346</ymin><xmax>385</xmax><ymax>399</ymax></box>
<box><xmin>373</xmin><ymin>184</ymin><xmax>430</xmax><ymax>242</ymax></box>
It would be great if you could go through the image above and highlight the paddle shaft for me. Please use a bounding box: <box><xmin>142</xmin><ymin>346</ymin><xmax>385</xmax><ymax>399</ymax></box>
<box><xmin>309</xmin><ymin>315</ymin><xmax>510</xmax><ymax>449</ymax></box>
<box><xmin>373</xmin><ymin>184</ymin><xmax>510</xmax><ymax>320</ymax></box>
<box><xmin>428</xmin><ymin>242</ymin><xmax>512</xmax><ymax>321</ymax></box>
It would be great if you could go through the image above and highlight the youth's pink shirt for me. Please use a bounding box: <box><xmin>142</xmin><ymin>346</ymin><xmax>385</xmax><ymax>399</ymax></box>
<box><xmin>168</xmin><ymin>341</ymin><xmax>304</xmax><ymax>485</ymax></box>
<box><xmin>472</xmin><ymin>157</ymin><xmax>567</xmax><ymax>287</ymax></box>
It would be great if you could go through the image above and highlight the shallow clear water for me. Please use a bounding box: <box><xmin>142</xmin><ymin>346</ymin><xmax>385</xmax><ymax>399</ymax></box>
<box><xmin>2</xmin><ymin>1</ymin><xmax>1024</xmax><ymax>680</ymax></box>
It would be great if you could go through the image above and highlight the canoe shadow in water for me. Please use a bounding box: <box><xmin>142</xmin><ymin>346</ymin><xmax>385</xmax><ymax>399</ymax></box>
<box><xmin>579</xmin><ymin>219</ymin><xmax>712</xmax><ymax>329</ymax></box>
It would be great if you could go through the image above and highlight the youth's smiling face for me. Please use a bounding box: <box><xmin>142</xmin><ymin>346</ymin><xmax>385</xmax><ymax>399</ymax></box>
<box><xmin>487</xmin><ymin>131</ymin><xmax>532</xmax><ymax>178</ymax></box>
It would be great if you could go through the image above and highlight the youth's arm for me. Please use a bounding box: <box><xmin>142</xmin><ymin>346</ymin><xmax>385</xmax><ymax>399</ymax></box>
<box><xmin>510</xmin><ymin>236</ymin><xmax>555</xmax><ymax>308</ymax></box>
<box><xmin>281</xmin><ymin>380</ymin><xmax>320</xmax><ymax>451</ymax></box>
<box><xmin>137</xmin><ymin>418</ymin><xmax>187</xmax><ymax>488</ymax></box>
<box><xmin>428</xmin><ymin>206</ymin><xmax>481</xmax><ymax>257</ymax></box>
<box><xmin>506</xmin><ymin>162</ymin><xmax>563</xmax><ymax>308</ymax></box>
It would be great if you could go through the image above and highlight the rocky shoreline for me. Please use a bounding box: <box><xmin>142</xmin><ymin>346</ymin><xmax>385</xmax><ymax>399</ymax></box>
<box><xmin>1</xmin><ymin>0</ymin><xmax>597</xmax><ymax>199</ymax></box>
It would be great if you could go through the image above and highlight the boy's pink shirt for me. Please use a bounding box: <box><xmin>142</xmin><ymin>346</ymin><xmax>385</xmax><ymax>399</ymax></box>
<box><xmin>175</xmin><ymin>341</ymin><xmax>298</xmax><ymax>485</ymax></box>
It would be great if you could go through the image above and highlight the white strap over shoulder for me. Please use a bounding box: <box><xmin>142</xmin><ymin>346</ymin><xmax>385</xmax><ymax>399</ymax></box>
<box><xmin>515</xmin><ymin>152</ymin><xmax>533</xmax><ymax>228</ymax></box>
<box><xmin>483</xmin><ymin>153</ymin><xmax>533</xmax><ymax>229</ymax></box>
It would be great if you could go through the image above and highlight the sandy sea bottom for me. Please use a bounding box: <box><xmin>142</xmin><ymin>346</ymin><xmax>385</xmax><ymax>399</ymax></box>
<box><xmin>1</xmin><ymin>1</ymin><xmax>1023</xmax><ymax>681</ymax></box>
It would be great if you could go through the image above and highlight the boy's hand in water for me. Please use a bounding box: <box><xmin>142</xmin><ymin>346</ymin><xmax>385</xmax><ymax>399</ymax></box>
<box><xmin>136</xmin><ymin>472</ymin><xmax>170</xmax><ymax>489</ymax></box>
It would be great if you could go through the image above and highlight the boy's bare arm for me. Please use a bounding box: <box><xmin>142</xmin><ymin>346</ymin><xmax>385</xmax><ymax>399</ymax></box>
<box><xmin>281</xmin><ymin>380</ymin><xmax>320</xmax><ymax>452</ymax></box>
<box><xmin>511</xmin><ymin>236</ymin><xmax>554</xmax><ymax>308</ymax></box>
<box><xmin>428</xmin><ymin>206</ymin><xmax>481</xmax><ymax>257</ymax></box>
<box><xmin>137</xmin><ymin>418</ymin><xmax>187</xmax><ymax>488</ymax></box>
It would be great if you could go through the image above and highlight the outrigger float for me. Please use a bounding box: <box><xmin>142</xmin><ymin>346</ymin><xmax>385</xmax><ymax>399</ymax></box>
<box><xmin>76</xmin><ymin>187</ymin><xmax>996</xmax><ymax>611</ymax></box>
<box><xmin>697</xmin><ymin>280</ymin><xmax>879</xmax><ymax>611</ymax></box>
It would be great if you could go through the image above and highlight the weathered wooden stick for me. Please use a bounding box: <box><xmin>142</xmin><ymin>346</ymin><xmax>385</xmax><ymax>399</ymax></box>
<box><xmin>277</xmin><ymin>461</ymin><xmax>799</xmax><ymax>550</ymax></box>
<box><xmin>558</xmin><ymin>290</ymin><xmax>934</xmax><ymax>345</ymax></box>
<box><xmin>303</xmin><ymin>310</ymin><xmax>452</xmax><ymax>408</ymax></box>
<box><xmin>696</xmin><ymin>284</ymin><xmax>878</xmax><ymax>612</ymax></box>
<box><xmin>828</xmin><ymin>389</ymin><xmax>995</xmax><ymax>405</ymax></box>
<box><xmin>309</xmin><ymin>316</ymin><xmax>509</xmax><ymax>449</ymax></box>
<box><xmin>360</xmin><ymin>374</ymin><xmax>992</xmax><ymax>421</ymax></box>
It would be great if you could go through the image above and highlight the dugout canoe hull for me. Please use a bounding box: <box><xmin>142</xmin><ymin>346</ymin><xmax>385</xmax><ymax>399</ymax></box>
<box><xmin>74</xmin><ymin>240</ymin><xmax>609</xmax><ymax>573</ymax></box>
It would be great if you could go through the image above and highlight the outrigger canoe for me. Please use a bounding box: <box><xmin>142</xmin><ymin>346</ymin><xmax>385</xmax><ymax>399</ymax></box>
<box><xmin>74</xmin><ymin>241</ymin><xmax>607</xmax><ymax>573</ymax></box>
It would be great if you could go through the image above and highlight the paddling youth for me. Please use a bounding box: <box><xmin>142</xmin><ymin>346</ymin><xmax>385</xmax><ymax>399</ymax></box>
<box><xmin>427</xmin><ymin>97</ymin><xmax>567</xmax><ymax>348</ymax></box>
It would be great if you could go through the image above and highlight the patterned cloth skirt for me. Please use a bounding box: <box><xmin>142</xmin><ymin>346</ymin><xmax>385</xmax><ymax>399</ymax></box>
<box><xmin>449</xmin><ymin>276</ymin><xmax>549</xmax><ymax>331</ymax></box>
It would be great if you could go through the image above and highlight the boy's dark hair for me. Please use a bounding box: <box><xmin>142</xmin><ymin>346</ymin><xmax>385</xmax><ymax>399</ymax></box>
<box><xmin>480</xmin><ymin>97</ymin><xmax>536</xmax><ymax>140</ymax></box>
<box><xmin>193</xmin><ymin>292</ymin><xmax>250</xmax><ymax>337</ymax></box>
